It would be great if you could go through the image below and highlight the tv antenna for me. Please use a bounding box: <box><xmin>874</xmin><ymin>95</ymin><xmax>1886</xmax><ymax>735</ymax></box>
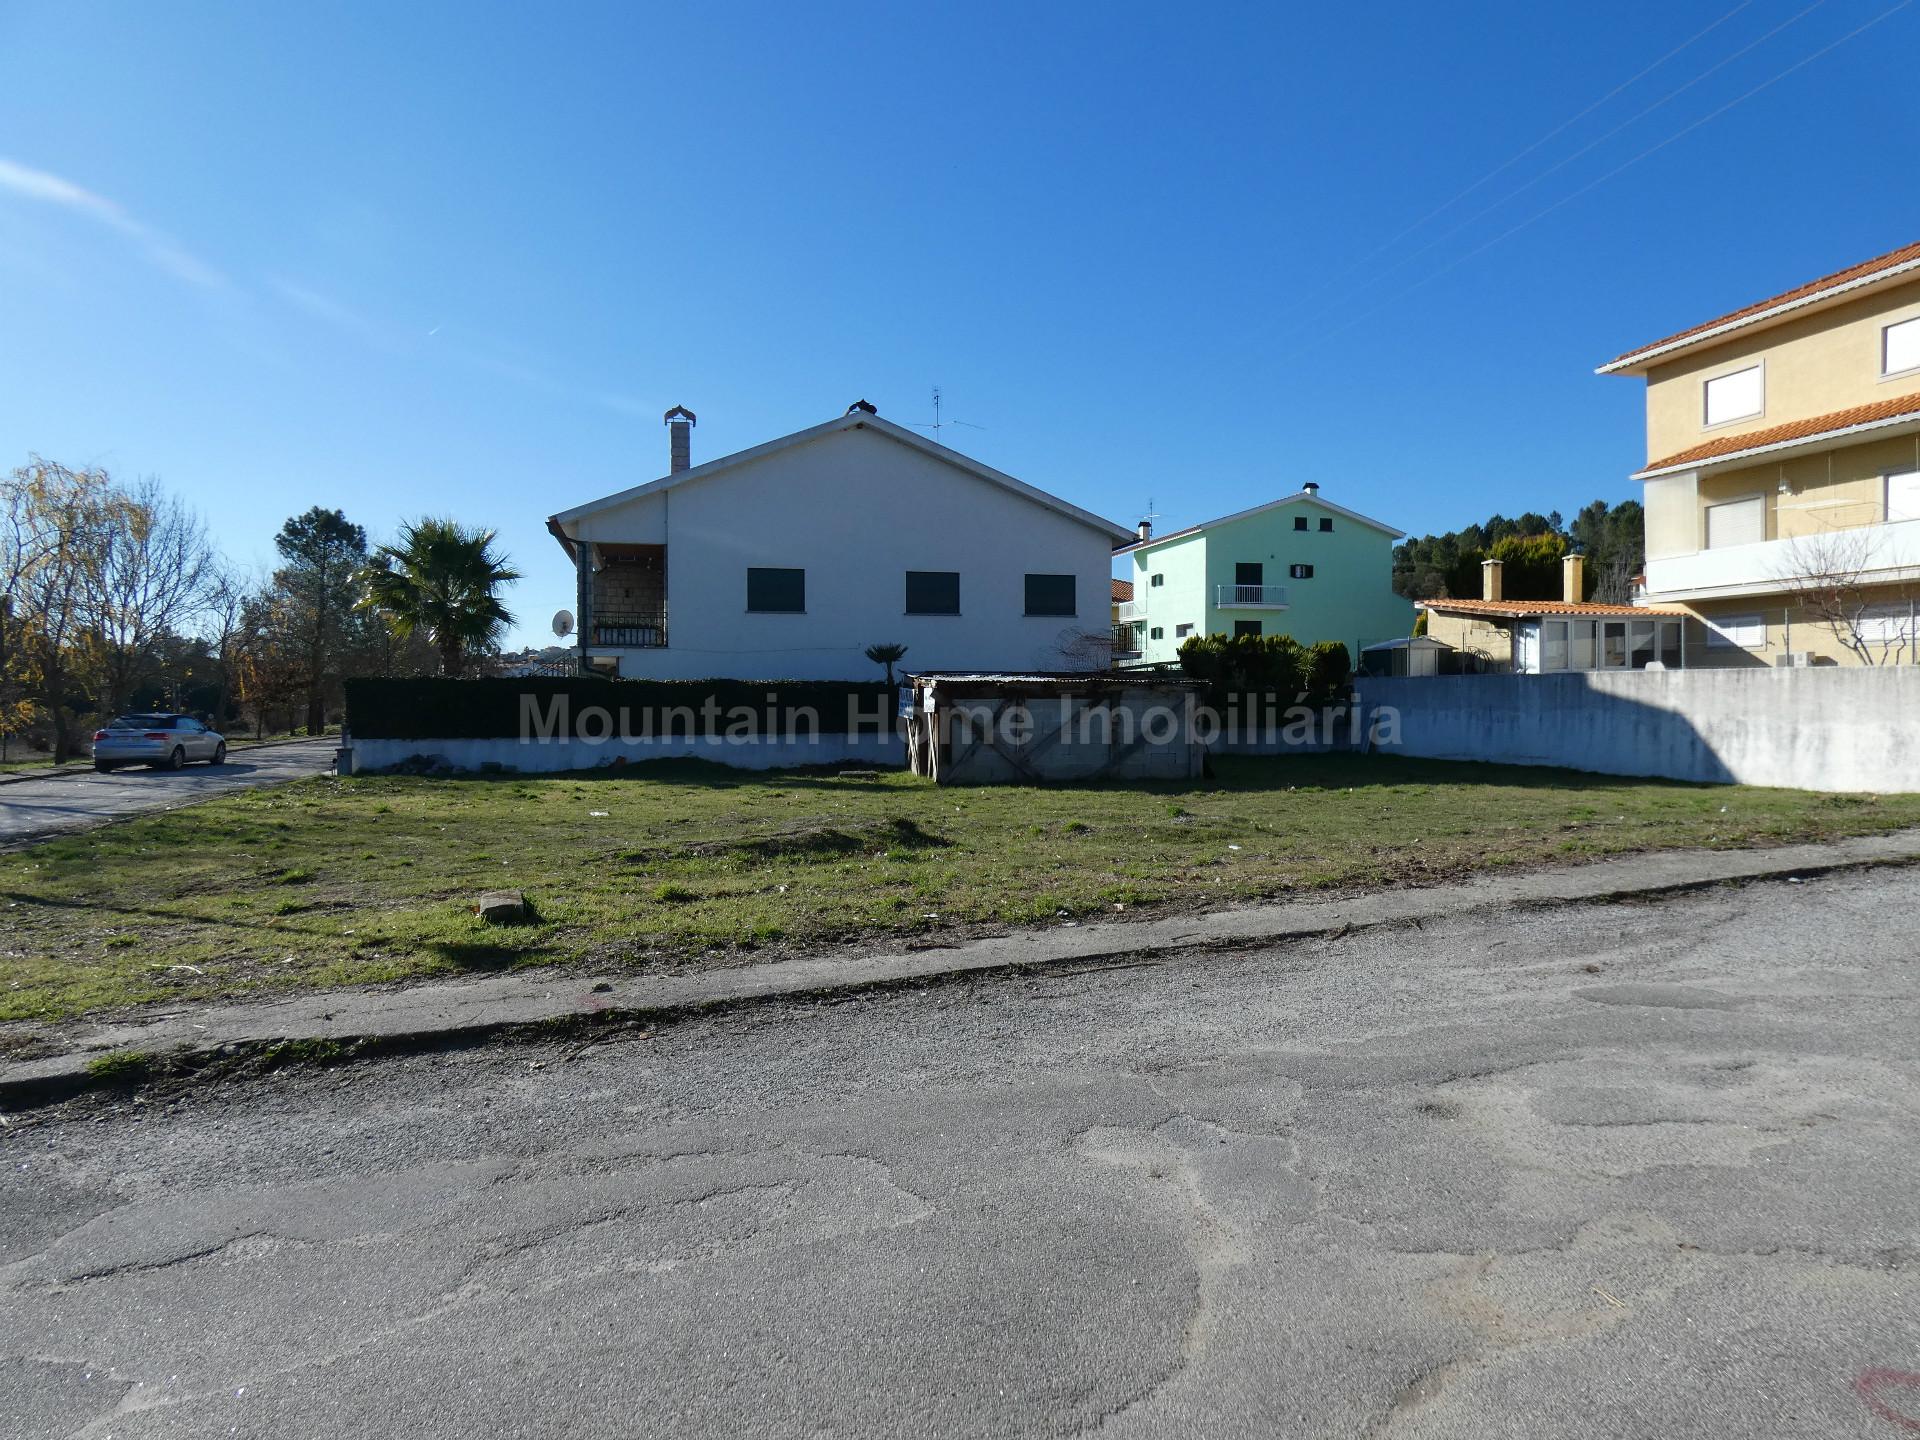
<box><xmin>910</xmin><ymin>386</ymin><xmax>987</xmax><ymax>448</ymax></box>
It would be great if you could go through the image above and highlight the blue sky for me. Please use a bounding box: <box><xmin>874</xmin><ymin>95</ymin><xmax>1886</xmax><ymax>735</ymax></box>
<box><xmin>2</xmin><ymin>0</ymin><xmax>1915</xmax><ymax>647</ymax></box>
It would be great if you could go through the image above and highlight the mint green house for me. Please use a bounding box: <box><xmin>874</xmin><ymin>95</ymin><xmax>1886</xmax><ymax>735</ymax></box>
<box><xmin>1113</xmin><ymin>485</ymin><xmax>1412</xmax><ymax>666</ymax></box>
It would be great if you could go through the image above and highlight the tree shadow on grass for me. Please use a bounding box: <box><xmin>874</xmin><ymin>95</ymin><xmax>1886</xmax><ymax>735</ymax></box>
<box><xmin>429</xmin><ymin>939</ymin><xmax>555</xmax><ymax>972</ymax></box>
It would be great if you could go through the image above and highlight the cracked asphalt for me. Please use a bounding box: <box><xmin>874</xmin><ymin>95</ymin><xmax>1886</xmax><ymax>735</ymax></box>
<box><xmin>4</xmin><ymin>867</ymin><xmax>1919</xmax><ymax>1437</ymax></box>
<box><xmin>0</xmin><ymin>740</ymin><xmax>338</xmax><ymax>848</ymax></box>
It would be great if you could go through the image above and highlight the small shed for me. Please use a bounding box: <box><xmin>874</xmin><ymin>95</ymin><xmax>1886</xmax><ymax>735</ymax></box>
<box><xmin>1360</xmin><ymin>635</ymin><xmax>1451</xmax><ymax>677</ymax></box>
<box><xmin>904</xmin><ymin>672</ymin><xmax>1206</xmax><ymax>785</ymax></box>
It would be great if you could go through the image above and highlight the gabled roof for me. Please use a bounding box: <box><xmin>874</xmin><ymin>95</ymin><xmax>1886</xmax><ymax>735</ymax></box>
<box><xmin>1636</xmin><ymin>391</ymin><xmax>1920</xmax><ymax>479</ymax></box>
<box><xmin>1598</xmin><ymin>239</ymin><xmax>1920</xmax><ymax>376</ymax></box>
<box><xmin>1114</xmin><ymin>490</ymin><xmax>1403</xmax><ymax>554</ymax></box>
<box><xmin>549</xmin><ymin>410</ymin><xmax>1133</xmax><ymax>552</ymax></box>
<box><xmin>1111</xmin><ymin>578</ymin><xmax>1134</xmax><ymax>602</ymax></box>
<box><xmin>1418</xmin><ymin>597</ymin><xmax>1686</xmax><ymax>619</ymax></box>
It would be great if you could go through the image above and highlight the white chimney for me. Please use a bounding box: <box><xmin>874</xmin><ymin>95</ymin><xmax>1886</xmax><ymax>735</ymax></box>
<box><xmin>1136</xmin><ymin>519</ymin><xmax>1152</xmax><ymax>542</ymax></box>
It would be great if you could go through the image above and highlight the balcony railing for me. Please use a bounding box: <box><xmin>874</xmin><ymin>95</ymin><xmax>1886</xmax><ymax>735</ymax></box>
<box><xmin>1644</xmin><ymin>516</ymin><xmax>1920</xmax><ymax>599</ymax></box>
<box><xmin>1115</xmin><ymin>598</ymin><xmax>1147</xmax><ymax>623</ymax></box>
<box><xmin>1215</xmin><ymin>584</ymin><xmax>1289</xmax><ymax>608</ymax></box>
<box><xmin>592</xmin><ymin>610</ymin><xmax>668</xmax><ymax>648</ymax></box>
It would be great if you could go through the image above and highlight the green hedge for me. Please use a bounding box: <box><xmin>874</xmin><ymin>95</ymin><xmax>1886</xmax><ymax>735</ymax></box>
<box><xmin>343</xmin><ymin>677</ymin><xmax>895</xmax><ymax>741</ymax></box>
<box><xmin>1173</xmin><ymin>633</ymin><xmax>1351</xmax><ymax>706</ymax></box>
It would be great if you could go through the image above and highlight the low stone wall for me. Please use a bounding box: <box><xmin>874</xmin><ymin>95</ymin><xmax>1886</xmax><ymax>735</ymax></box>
<box><xmin>1357</xmin><ymin>668</ymin><xmax>1920</xmax><ymax>793</ymax></box>
<box><xmin>342</xmin><ymin>732</ymin><xmax>905</xmax><ymax>775</ymax></box>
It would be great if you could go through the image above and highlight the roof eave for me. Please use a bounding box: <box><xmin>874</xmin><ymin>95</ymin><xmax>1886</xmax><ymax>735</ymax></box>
<box><xmin>1597</xmin><ymin>255</ymin><xmax>1920</xmax><ymax>377</ymax></box>
<box><xmin>1633</xmin><ymin>407</ymin><xmax>1920</xmax><ymax>480</ymax></box>
<box><xmin>1114</xmin><ymin>491</ymin><xmax>1405</xmax><ymax>554</ymax></box>
<box><xmin>554</xmin><ymin>411</ymin><xmax>1133</xmax><ymax>546</ymax></box>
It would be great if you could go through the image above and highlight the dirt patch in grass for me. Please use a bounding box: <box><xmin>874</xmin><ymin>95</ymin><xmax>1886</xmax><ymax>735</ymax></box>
<box><xmin>2</xmin><ymin>753</ymin><xmax>1918</xmax><ymax>1027</ymax></box>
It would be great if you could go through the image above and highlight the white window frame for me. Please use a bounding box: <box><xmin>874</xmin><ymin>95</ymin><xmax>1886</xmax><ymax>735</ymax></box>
<box><xmin>1705</xmin><ymin>613</ymin><xmax>1766</xmax><ymax>649</ymax></box>
<box><xmin>1704</xmin><ymin>493</ymin><xmax>1767</xmax><ymax>550</ymax></box>
<box><xmin>1883</xmin><ymin>316</ymin><xmax>1920</xmax><ymax>380</ymax></box>
<box><xmin>1541</xmin><ymin>619</ymin><xmax>1568</xmax><ymax>672</ymax></box>
<box><xmin>1887</xmin><ymin>469</ymin><xmax>1920</xmax><ymax>524</ymax></box>
<box><xmin>1702</xmin><ymin>361</ymin><xmax>1764</xmax><ymax>429</ymax></box>
<box><xmin>1568</xmin><ymin>619</ymin><xmax>1597</xmax><ymax>671</ymax></box>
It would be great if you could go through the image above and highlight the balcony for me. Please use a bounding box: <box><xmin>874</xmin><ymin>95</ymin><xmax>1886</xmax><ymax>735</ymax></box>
<box><xmin>1115</xmin><ymin>598</ymin><xmax>1148</xmax><ymax>623</ymax></box>
<box><xmin>592</xmin><ymin>610</ymin><xmax>668</xmax><ymax>648</ymax></box>
<box><xmin>1215</xmin><ymin>584</ymin><xmax>1289</xmax><ymax>609</ymax></box>
<box><xmin>1644</xmin><ymin>517</ymin><xmax>1920</xmax><ymax>600</ymax></box>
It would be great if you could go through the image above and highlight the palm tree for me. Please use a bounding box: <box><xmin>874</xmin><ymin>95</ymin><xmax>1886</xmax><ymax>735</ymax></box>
<box><xmin>359</xmin><ymin>518</ymin><xmax>520</xmax><ymax>678</ymax></box>
<box><xmin>864</xmin><ymin>642</ymin><xmax>908</xmax><ymax>686</ymax></box>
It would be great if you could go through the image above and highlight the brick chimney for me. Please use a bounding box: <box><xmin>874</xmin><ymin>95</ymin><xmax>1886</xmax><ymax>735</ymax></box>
<box><xmin>1481</xmin><ymin>557</ymin><xmax>1504</xmax><ymax>602</ymax></box>
<box><xmin>664</xmin><ymin>405</ymin><xmax>696</xmax><ymax>474</ymax></box>
<box><xmin>1562</xmin><ymin>550</ymin><xmax>1586</xmax><ymax>604</ymax></box>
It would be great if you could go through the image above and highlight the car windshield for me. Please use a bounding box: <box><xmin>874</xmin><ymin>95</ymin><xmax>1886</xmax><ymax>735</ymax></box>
<box><xmin>110</xmin><ymin>715</ymin><xmax>175</xmax><ymax>730</ymax></box>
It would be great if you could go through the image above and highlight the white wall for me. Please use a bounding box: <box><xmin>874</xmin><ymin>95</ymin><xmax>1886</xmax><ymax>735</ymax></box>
<box><xmin>574</xmin><ymin>424</ymin><xmax>1119</xmax><ymax>681</ymax></box>
<box><xmin>347</xmin><ymin>732</ymin><xmax>904</xmax><ymax>775</ymax></box>
<box><xmin>1358</xmin><ymin>669</ymin><xmax>1920</xmax><ymax>793</ymax></box>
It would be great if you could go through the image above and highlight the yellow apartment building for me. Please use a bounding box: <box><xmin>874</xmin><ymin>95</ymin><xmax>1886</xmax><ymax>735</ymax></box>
<box><xmin>1600</xmin><ymin>239</ymin><xmax>1920</xmax><ymax>666</ymax></box>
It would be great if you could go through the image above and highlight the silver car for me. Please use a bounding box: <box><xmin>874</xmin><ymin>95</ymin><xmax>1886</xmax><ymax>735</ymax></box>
<box><xmin>92</xmin><ymin>713</ymin><xmax>227</xmax><ymax>772</ymax></box>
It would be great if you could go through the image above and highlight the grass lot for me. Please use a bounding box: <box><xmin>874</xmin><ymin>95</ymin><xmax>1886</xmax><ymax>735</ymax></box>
<box><xmin>4</xmin><ymin>754</ymin><xmax>1919</xmax><ymax>1025</ymax></box>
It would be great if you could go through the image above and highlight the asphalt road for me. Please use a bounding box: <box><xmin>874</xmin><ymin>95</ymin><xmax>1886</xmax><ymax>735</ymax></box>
<box><xmin>0</xmin><ymin>739</ymin><xmax>338</xmax><ymax>848</ymax></box>
<box><xmin>3</xmin><ymin>868</ymin><xmax>1918</xmax><ymax>1437</ymax></box>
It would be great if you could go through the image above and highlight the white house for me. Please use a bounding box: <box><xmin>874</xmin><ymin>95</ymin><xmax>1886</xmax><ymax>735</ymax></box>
<box><xmin>547</xmin><ymin>403</ymin><xmax>1135</xmax><ymax>681</ymax></box>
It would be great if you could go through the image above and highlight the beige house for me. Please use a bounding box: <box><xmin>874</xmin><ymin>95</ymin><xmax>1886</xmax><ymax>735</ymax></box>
<box><xmin>1415</xmin><ymin>554</ymin><xmax>1685</xmax><ymax>674</ymax></box>
<box><xmin>1598</xmin><ymin>239</ymin><xmax>1920</xmax><ymax>666</ymax></box>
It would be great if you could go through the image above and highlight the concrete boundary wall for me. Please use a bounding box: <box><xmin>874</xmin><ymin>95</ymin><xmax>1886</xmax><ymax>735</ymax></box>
<box><xmin>1358</xmin><ymin>669</ymin><xmax>1920</xmax><ymax>792</ymax></box>
<box><xmin>344</xmin><ymin>733</ymin><xmax>904</xmax><ymax>775</ymax></box>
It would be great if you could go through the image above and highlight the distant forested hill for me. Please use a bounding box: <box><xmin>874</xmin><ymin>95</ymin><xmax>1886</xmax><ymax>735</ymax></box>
<box><xmin>1393</xmin><ymin>499</ymin><xmax>1645</xmax><ymax>603</ymax></box>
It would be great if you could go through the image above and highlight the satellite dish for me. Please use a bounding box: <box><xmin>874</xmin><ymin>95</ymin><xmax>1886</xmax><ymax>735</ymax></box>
<box><xmin>552</xmin><ymin>609</ymin><xmax>576</xmax><ymax>639</ymax></box>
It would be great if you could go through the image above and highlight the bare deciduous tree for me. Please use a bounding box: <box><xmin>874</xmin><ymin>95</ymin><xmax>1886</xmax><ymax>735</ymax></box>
<box><xmin>87</xmin><ymin>477</ymin><xmax>217</xmax><ymax>714</ymax></box>
<box><xmin>1</xmin><ymin>460</ymin><xmax>118</xmax><ymax>761</ymax></box>
<box><xmin>1772</xmin><ymin>528</ymin><xmax>1918</xmax><ymax>666</ymax></box>
<box><xmin>1054</xmin><ymin>626</ymin><xmax>1116</xmax><ymax>670</ymax></box>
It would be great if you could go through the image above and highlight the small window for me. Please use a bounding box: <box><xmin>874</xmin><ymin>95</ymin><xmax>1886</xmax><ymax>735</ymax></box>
<box><xmin>1149</xmin><ymin>573</ymin><xmax>1164</xmax><ymax>588</ymax></box>
<box><xmin>1289</xmin><ymin>564</ymin><xmax>1314</xmax><ymax>580</ymax></box>
<box><xmin>1569</xmin><ymin>620</ymin><xmax>1597</xmax><ymax>670</ymax></box>
<box><xmin>1175</xmin><ymin>622</ymin><xmax>1194</xmax><ymax>637</ymax></box>
<box><xmin>905</xmin><ymin>570</ymin><xmax>960</xmax><ymax>615</ymax></box>
<box><xmin>1888</xmin><ymin>470</ymin><xmax>1920</xmax><ymax>523</ymax></box>
<box><xmin>1233</xmin><ymin>620</ymin><xmax>1263</xmax><ymax>638</ymax></box>
<box><xmin>746</xmin><ymin>567</ymin><xmax>805</xmax><ymax>613</ymax></box>
<box><xmin>1318</xmin><ymin>518</ymin><xmax>1333</xmax><ymax>532</ymax></box>
<box><xmin>1703</xmin><ymin>365</ymin><xmax>1763</xmax><ymax>426</ymax></box>
<box><xmin>1885</xmin><ymin>317</ymin><xmax>1920</xmax><ymax>377</ymax></box>
<box><xmin>1705</xmin><ymin>495</ymin><xmax>1765</xmax><ymax>549</ymax></box>
<box><xmin>1293</xmin><ymin>516</ymin><xmax>1308</xmax><ymax>531</ymax></box>
<box><xmin>1024</xmin><ymin>573</ymin><xmax>1076</xmax><ymax>616</ymax></box>
<box><xmin>1705</xmin><ymin>613</ymin><xmax>1765</xmax><ymax>649</ymax></box>
<box><xmin>1149</xmin><ymin>626</ymin><xmax>1164</xmax><ymax>640</ymax></box>
<box><xmin>1601</xmin><ymin>621</ymin><xmax>1629</xmax><ymax>668</ymax></box>
<box><xmin>1542</xmin><ymin>620</ymin><xmax>1567</xmax><ymax>671</ymax></box>
<box><xmin>1858</xmin><ymin>605</ymin><xmax>1919</xmax><ymax>645</ymax></box>
<box><xmin>1628</xmin><ymin>620</ymin><xmax>1659</xmax><ymax>669</ymax></box>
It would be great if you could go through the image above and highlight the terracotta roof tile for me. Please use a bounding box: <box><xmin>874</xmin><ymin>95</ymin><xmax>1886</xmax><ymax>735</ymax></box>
<box><xmin>1642</xmin><ymin>392</ymin><xmax>1920</xmax><ymax>474</ymax></box>
<box><xmin>1608</xmin><ymin>239</ymin><xmax>1920</xmax><ymax>369</ymax></box>
<box><xmin>1111</xmin><ymin>578</ymin><xmax>1134</xmax><ymax>602</ymax></box>
<box><xmin>1419</xmin><ymin>598</ymin><xmax>1687</xmax><ymax>618</ymax></box>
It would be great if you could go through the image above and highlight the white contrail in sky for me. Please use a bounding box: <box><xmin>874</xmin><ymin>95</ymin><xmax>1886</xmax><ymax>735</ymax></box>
<box><xmin>0</xmin><ymin>155</ymin><xmax>226</xmax><ymax>289</ymax></box>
